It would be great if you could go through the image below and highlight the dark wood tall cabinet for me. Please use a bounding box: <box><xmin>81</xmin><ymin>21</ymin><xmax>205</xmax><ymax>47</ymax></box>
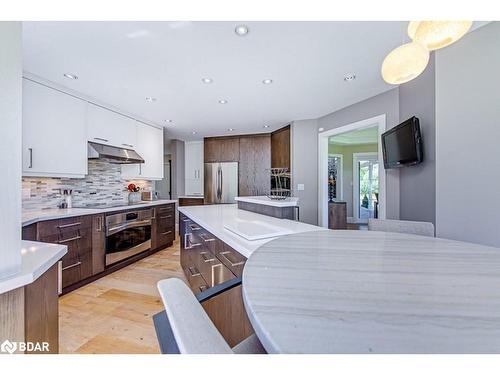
<box><xmin>204</xmin><ymin>137</ymin><xmax>240</xmax><ymax>162</ymax></box>
<box><xmin>271</xmin><ymin>125</ymin><xmax>291</xmax><ymax>169</ymax></box>
<box><xmin>203</xmin><ymin>125</ymin><xmax>290</xmax><ymax>198</ymax></box>
<box><xmin>238</xmin><ymin>134</ymin><xmax>271</xmax><ymax>196</ymax></box>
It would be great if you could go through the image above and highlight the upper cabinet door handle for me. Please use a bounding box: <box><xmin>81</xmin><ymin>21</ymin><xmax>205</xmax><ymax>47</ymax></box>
<box><xmin>28</xmin><ymin>148</ymin><xmax>33</xmax><ymax>168</ymax></box>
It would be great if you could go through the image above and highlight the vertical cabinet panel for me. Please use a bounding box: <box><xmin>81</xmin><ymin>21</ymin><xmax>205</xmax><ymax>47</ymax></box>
<box><xmin>238</xmin><ymin>135</ymin><xmax>271</xmax><ymax>196</ymax></box>
<box><xmin>185</xmin><ymin>141</ymin><xmax>204</xmax><ymax>195</ymax></box>
<box><xmin>271</xmin><ymin>125</ymin><xmax>290</xmax><ymax>169</ymax></box>
<box><xmin>22</xmin><ymin>79</ymin><xmax>88</xmax><ymax>177</ymax></box>
<box><xmin>122</xmin><ymin>122</ymin><xmax>164</xmax><ymax>180</ymax></box>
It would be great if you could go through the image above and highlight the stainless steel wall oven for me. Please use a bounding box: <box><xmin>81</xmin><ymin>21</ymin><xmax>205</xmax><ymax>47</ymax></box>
<box><xmin>105</xmin><ymin>209</ymin><xmax>153</xmax><ymax>266</ymax></box>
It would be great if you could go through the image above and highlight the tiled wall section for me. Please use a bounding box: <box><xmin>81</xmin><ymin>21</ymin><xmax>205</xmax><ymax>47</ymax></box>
<box><xmin>22</xmin><ymin>159</ymin><xmax>153</xmax><ymax>210</ymax></box>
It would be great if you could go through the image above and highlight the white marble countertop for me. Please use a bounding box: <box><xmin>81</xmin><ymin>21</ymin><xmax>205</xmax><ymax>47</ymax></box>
<box><xmin>178</xmin><ymin>204</ymin><xmax>323</xmax><ymax>258</ymax></box>
<box><xmin>178</xmin><ymin>195</ymin><xmax>204</xmax><ymax>199</ymax></box>
<box><xmin>242</xmin><ymin>230</ymin><xmax>500</xmax><ymax>353</ymax></box>
<box><xmin>22</xmin><ymin>199</ymin><xmax>177</xmax><ymax>227</ymax></box>
<box><xmin>0</xmin><ymin>240</ymin><xmax>67</xmax><ymax>294</ymax></box>
<box><xmin>235</xmin><ymin>196</ymin><xmax>299</xmax><ymax>207</ymax></box>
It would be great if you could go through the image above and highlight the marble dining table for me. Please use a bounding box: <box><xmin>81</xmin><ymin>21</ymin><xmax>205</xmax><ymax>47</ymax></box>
<box><xmin>241</xmin><ymin>230</ymin><xmax>500</xmax><ymax>353</ymax></box>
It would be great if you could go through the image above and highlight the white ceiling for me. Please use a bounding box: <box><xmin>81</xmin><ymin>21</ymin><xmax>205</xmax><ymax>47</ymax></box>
<box><xmin>329</xmin><ymin>126</ymin><xmax>379</xmax><ymax>145</ymax></box>
<box><xmin>22</xmin><ymin>21</ymin><xmax>408</xmax><ymax>141</ymax></box>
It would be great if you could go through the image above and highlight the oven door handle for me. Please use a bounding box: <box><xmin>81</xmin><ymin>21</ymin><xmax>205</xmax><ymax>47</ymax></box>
<box><xmin>106</xmin><ymin>219</ymin><xmax>151</xmax><ymax>236</ymax></box>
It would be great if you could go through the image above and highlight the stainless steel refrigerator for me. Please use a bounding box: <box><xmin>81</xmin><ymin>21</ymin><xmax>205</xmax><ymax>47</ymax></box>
<box><xmin>204</xmin><ymin>162</ymin><xmax>238</xmax><ymax>204</ymax></box>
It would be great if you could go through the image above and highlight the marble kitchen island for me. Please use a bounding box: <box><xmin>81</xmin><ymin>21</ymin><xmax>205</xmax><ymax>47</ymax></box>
<box><xmin>242</xmin><ymin>230</ymin><xmax>500</xmax><ymax>353</ymax></box>
<box><xmin>177</xmin><ymin>203</ymin><xmax>321</xmax><ymax>258</ymax></box>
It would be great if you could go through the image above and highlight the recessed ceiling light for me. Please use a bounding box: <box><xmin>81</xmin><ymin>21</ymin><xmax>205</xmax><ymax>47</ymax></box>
<box><xmin>145</xmin><ymin>97</ymin><xmax>157</xmax><ymax>102</ymax></box>
<box><xmin>202</xmin><ymin>78</ymin><xmax>213</xmax><ymax>84</ymax></box>
<box><xmin>228</xmin><ymin>128</ymin><xmax>234</xmax><ymax>132</ymax></box>
<box><xmin>192</xmin><ymin>131</ymin><xmax>197</xmax><ymax>135</ymax></box>
<box><xmin>235</xmin><ymin>25</ymin><xmax>249</xmax><ymax>36</ymax></box>
<box><xmin>319</xmin><ymin>127</ymin><xmax>325</xmax><ymax>132</ymax></box>
<box><xmin>218</xmin><ymin>99</ymin><xmax>228</xmax><ymax>104</ymax></box>
<box><xmin>344</xmin><ymin>74</ymin><xmax>356</xmax><ymax>82</ymax></box>
<box><xmin>262</xmin><ymin>79</ymin><xmax>273</xmax><ymax>85</ymax></box>
<box><xmin>63</xmin><ymin>73</ymin><xmax>78</xmax><ymax>80</ymax></box>
<box><xmin>164</xmin><ymin>119</ymin><xmax>173</xmax><ymax>123</ymax></box>
<box><xmin>263</xmin><ymin>125</ymin><xmax>270</xmax><ymax>128</ymax></box>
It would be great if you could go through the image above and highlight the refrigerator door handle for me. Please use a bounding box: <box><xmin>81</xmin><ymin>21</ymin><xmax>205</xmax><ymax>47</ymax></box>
<box><xmin>219</xmin><ymin>166</ymin><xmax>223</xmax><ymax>200</ymax></box>
<box><xmin>216</xmin><ymin>165</ymin><xmax>221</xmax><ymax>201</ymax></box>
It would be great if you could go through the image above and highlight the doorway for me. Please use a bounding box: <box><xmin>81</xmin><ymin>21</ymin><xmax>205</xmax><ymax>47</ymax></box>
<box><xmin>155</xmin><ymin>155</ymin><xmax>172</xmax><ymax>199</ymax></box>
<box><xmin>318</xmin><ymin>114</ymin><xmax>386</xmax><ymax>228</ymax></box>
<box><xmin>353</xmin><ymin>152</ymin><xmax>379</xmax><ymax>223</ymax></box>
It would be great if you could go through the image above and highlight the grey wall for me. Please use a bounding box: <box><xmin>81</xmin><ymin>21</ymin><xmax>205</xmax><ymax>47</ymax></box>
<box><xmin>435</xmin><ymin>22</ymin><xmax>500</xmax><ymax>247</ymax></box>
<box><xmin>0</xmin><ymin>22</ymin><xmax>22</xmax><ymax>279</ymax></box>
<box><xmin>291</xmin><ymin>119</ymin><xmax>319</xmax><ymax>225</ymax></box>
<box><xmin>170</xmin><ymin>139</ymin><xmax>185</xmax><ymax>199</ymax></box>
<box><xmin>399</xmin><ymin>54</ymin><xmax>436</xmax><ymax>225</ymax></box>
<box><xmin>318</xmin><ymin>88</ymin><xmax>401</xmax><ymax>220</ymax></box>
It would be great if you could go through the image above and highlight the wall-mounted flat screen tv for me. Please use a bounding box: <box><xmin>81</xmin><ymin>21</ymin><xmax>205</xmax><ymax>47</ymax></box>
<box><xmin>381</xmin><ymin>116</ymin><xmax>423</xmax><ymax>169</ymax></box>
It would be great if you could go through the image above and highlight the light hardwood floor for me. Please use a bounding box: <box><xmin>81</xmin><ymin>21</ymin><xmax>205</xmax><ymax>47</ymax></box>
<box><xmin>59</xmin><ymin>239</ymin><xmax>186</xmax><ymax>354</ymax></box>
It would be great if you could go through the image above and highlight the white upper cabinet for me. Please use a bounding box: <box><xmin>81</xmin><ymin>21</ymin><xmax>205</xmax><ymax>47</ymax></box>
<box><xmin>22</xmin><ymin>79</ymin><xmax>88</xmax><ymax>178</ymax></box>
<box><xmin>87</xmin><ymin>103</ymin><xmax>137</xmax><ymax>149</ymax></box>
<box><xmin>121</xmin><ymin>122</ymin><xmax>164</xmax><ymax>180</ymax></box>
<box><xmin>184</xmin><ymin>141</ymin><xmax>204</xmax><ymax>195</ymax></box>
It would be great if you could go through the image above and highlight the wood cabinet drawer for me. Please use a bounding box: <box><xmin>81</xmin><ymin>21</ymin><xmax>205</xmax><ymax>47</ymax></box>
<box><xmin>37</xmin><ymin>215</ymin><xmax>92</xmax><ymax>240</ymax></box>
<box><xmin>216</xmin><ymin>243</ymin><xmax>246</xmax><ymax>277</ymax></box>
<box><xmin>152</xmin><ymin>204</ymin><xmax>176</xmax><ymax>250</ymax></box>
<box><xmin>184</xmin><ymin>265</ymin><xmax>209</xmax><ymax>295</ymax></box>
<box><xmin>61</xmin><ymin>250</ymin><xmax>93</xmax><ymax>289</ymax></box>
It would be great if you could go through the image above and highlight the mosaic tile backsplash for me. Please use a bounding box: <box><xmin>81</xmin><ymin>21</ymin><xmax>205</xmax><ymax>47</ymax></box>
<box><xmin>22</xmin><ymin>159</ymin><xmax>153</xmax><ymax>210</ymax></box>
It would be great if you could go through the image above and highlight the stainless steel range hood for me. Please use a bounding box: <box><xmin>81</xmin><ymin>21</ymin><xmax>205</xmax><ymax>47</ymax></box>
<box><xmin>88</xmin><ymin>142</ymin><xmax>144</xmax><ymax>164</ymax></box>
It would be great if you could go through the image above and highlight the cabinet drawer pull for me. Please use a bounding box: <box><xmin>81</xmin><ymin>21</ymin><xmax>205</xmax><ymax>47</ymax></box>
<box><xmin>94</xmin><ymin>137</ymin><xmax>108</xmax><ymax>142</ymax></box>
<box><xmin>58</xmin><ymin>235</ymin><xmax>82</xmax><ymax>244</ymax></box>
<box><xmin>57</xmin><ymin>222</ymin><xmax>81</xmax><ymax>229</ymax></box>
<box><xmin>161</xmin><ymin>230</ymin><xmax>172</xmax><ymax>235</ymax></box>
<box><xmin>189</xmin><ymin>224</ymin><xmax>201</xmax><ymax>231</ymax></box>
<box><xmin>122</xmin><ymin>143</ymin><xmax>134</xmax><ymax>148</ymax></box>
<box><xmin>200</xmin><ymin>252</ymin><xmax>215</xmax><ymax>263</ymax></box>
<box><xmin>219</xmin><ymin>251</ymin><xmax>245</xmax><ymax>267</ymax></box>
<box><xmin>184</xmin><ymin>233</ymin><xmax>201</xmax><ymax>249</ymax></box>
<box><xmin>199</xmin><ymin>233</ymin><xmax>215</xmax><ymax>242</ymax></box>
<box><xmin>62</xmin><ymin>261</ymin><xmax>82</xmax><ymax>271</ymax></box>
<box><xmin>188</xmin><ymin>266</ymin><xmax>200</xmax><ymax>277</ymax></box>
<box><xmin>160</xmin><ymin>215</ymin><xmax>172</xmax><ymax>219</ymax></box>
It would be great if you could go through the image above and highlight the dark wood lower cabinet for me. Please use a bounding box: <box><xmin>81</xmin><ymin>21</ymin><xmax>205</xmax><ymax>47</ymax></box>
<box><xmin>21</xmin><ymin>203</ymin><xmax>177</xmax><ymax>295</ymax></box>
<box><xmin>328</xmin><ymin>201</ymin><xmax>347</xmax><ymax>229</ymax></box>
<box><xmin>152</xmin><ymin>204</ymin><xmax>175</xmax><ymax>250</ymax></box>
<box><xmin>24</xmin><ymin>263</ymin><xmax>59</xmax><ymax>354</ymax></box>
<box><xmin>200</xmin><ymin>284</ymin><xmax>254</xmax><ymax>348</ymax></box>
<box><xmin>178</xmin><ymin>197</ymin><xmax>204</xmax><ymax>206</ymax></box>
<box><xmin>36</xmin><ymin>215</ymin><xmax>93</xmax><ymax>290</ymax></box>
<box><xmin>179</xmin><ymin>212</ymin><xmax>254</xmax><ymax>346</ymax></box>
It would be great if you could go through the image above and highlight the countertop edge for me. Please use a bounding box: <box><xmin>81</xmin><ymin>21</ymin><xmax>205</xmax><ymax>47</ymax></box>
<box><xmin>0</xmin><ymin>241</ymin><xmax>67</xmax><ymax>294</ymax></box>
<box><xmin>235</xmin><ymin>196</ymin><xmax>299</xmax><ymax>207</ymax></box>
<box><xmin>22</xmin><ymin>200</ymin><xmax>177</xmax><ymax>227</ymax></box>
